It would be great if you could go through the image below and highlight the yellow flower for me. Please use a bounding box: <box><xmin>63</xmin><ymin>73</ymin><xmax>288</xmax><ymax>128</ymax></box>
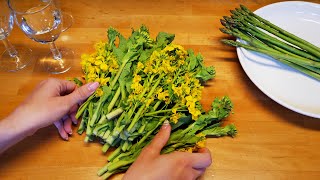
<box><xmin>100</xmin><ymin>77</ymin><xmax>110</xmax><ymax>86</ymax></box>
<box><xmin>146</xmin><ymin>98</ymin><xmax>154</xmax><ymax>107</ymax></box>
<box><xmin>166</xmin><ymin>77</ymin><xmax>173</xmax><ymax>84</ymax></box>
<box><xmin>190</xmin><ymin>107</ymin><xmax>201</xmax><ymax>120</ymax></box>
<box><xmin>196</xmin><ymin>139</ymin><xmax>206</xmax><ymax>149</ymax></box>
<box><xmin>95</xmin><ymin>66</ymin><xmax>101</xmax><ymax>74</ymax></box>
<box><xmin>133</xmin><ymin>74</ymin><xmax>142</xmax><ymax>83</ymax></box>
<box><xmin>172</xmin><ymin>108</ymin><xmax>177</xmax><ymax>114</ymax></box>
<box><xmin>137</xmin><ymin>62</ymin><xmax>144</xmax><ymax>71</ymax></box>
<box><xmin>172</xmin><ymin>85</ymin><xmax>183</xmax><ymax>97</ymax></box>
<box><xmin>87</xmin><ymin>73</ymin><xmax>97</xmax><ymax>82</ymax></box>
<box><xmin>100</xmin><ymin>63</ymin><xmax>108</xmax><ymax>72</ymax></box>
<box><xmin>170</xmin><ymin>113</ymin><xmax>181</xmax><ymax>124</ymax></box>
<box><xmin>183</xmin><ymin>85</ymin><xmax>191</xmax><ymax>95</ymax></box>
<box><xmin>186</xmin><ymin>147</ymin><xmax>194</xmax><ymax>153</ymax></box>
<box><xmin>156</xmin><ymin>87</ymin><xmax>163</xmax><ymax>95</ymax></box>
<box><xmin>96</xmin><ymin>88</ymin><xmax>104</xmax><ymax>97</ymax></box>
<box><xmin>87</xmin><ymin>57</ymin><xmax>95</xmax><ymax>64</ymax></box>
<box><xmin>163</xmin><ymin>44</ymin><xmax>175</xmax><ymax>52</ymax></box>
<box><xmin>131</xmin><ymin>82</ymin><xmax>144</xmax><ymax>94</ymax></box>
<box><xmin>94</xmin><ymin>60</ymin><xmax>102</xmax><ymax>66</ymax></box>
<box><xmin>157</xmin><ymin>90</ymin><xmax>169</xmax><ymax>101</ymax></box>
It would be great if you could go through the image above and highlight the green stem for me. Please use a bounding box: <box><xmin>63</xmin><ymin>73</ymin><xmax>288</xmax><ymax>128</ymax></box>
<box><xmin>107</xmin><ymin>87</ymin><xmax>121</xmax><ymax>113</ymax></box>
<box><xmin>102</xmin><ymin>143</ymin><xmax>110</xmax><ymax>153</ymax></box>
<box><xmin>145</xmin><ymin>108</ymin><xmax>188</xmax><ymax>116</ymax></box>
<box><xmin>127</xmin><ymin>104</ymin><xmax>146</xmax><ymax>132</ymax></box>
<box><xmin>136</xmin><ymin>117</ymin><xmax>167</xmax><ymax>147</ymax></box>
<box><xmin>153</xmin><ymin>101</ymin><xmax>162</xmax><ymax>111</ymax></box>
<box><xmin>89</xmin><ymin>95</ymin><xmax>108</xmax><ymax>127</ymax></box>
<box><xmin>98</xmin><ymin>114</ymin><xmax>107</xmax><ymax>124</ymax></box>
<box><xmin>103</xmin><ymin>130</ymin><xmax>111</xmax><ymax>140</ymax></box>
<box><xmin>108</xmin><ymin>146</ymin><xmax>122</xmax><ymax>162</ymax></box>
<box><xmin>77</xmin><ymin>109</ymin><xmax>88</xmax><ymax>134</ymax></box>
<box><xmin>101</xmin><ymin>168</ymin><xmax>127</xmax><ymax>180</ymax></box>
<box><xmin>127</xmin><ymin>75</ymin><xmax>164</xmax><ymax>132</ymax></box>
<box><xmin>106</xmin><ymin>108</ymin><xmax>124</xmax><ymax>120</ymax></box>
<box><xmin>107</xmin><ymin>159</ymin><xmax>135</xmax><ymax>172</ymax></box>
<box><xmin>97</xmin><ymin>163</ymin><xmax>110</xmax><ymax>176</ymax></box>
<box><xmin>75</xmin><ymin>94</ymin><xmax>95</xmax><ymax>119</ymax></box>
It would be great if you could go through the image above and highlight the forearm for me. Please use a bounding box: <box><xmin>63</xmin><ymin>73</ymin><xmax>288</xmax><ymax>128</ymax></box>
<box><xmin>0</xmin><ymin>112</ymin><xmax>37</xmax><ymax>154</ymax></box>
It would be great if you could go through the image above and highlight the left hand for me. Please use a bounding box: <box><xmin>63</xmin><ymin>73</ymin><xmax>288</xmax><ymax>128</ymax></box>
<box><xmin>8</xmin><ymin>78</ymin><xmax>99</xmax><ymax>140</ymax></box>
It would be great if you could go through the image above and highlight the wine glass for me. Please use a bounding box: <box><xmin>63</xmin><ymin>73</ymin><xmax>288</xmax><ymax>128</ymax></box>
<box><xmin>41</xmin><ymin>0</ymin><xmax>74</xmax><ymax>32</ymax></box>
<box><xmin>0</xmin><ymin>0</ymin><xmax>33</xmax><ymax>72</ymax></box>
<box><xmin>61</xmin><ymin>12</ymin><xmax>73</xmax><ymax>32</ymax></box>
<box><xmin>8</xmin><ymin>0</ymin><xmax>74</xmax><ymax>74</ymax></box>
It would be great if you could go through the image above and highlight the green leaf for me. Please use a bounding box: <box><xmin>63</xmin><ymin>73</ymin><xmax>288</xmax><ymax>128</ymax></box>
<box><xmin>156</xmin><ymin>32</ymin><xmax>175</xmax><ymax>48</ymax></box>
<box><xmin>201</xmin><ymin>124</ymin><xmax>237</xmax><ymax>137</ymax></box>
<box><xmin>196</xmin><ymin>65</ymin><xmax>215</xmax><ymax>82</ymax></box>
<box><xmin>107</xmin><ymin>27</ymin><xmax>119</xmax><ymax>49</ymax></box>
<box><xmin>209</xmin><ymin>96</ymin><xmax>233</xmax><ymax>120</ymax></box>
<box><xmin>187</xmin><ymin>49</ymin><xmax>198</xmax><ymax>71</ymax></box>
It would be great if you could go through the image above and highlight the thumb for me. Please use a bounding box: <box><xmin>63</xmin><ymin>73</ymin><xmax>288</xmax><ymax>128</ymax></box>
<box><xmin>67</xmin><ymin>82</ymin><xmax>99</xmax><ymax>106</ymax></box>
<box><xmin>147</xmin><ymin>120</ymin><xmax>171</xmax><ymax>154</ymax></box>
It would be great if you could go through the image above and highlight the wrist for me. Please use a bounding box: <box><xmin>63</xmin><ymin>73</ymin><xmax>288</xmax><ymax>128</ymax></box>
<box><xmin>0</xmin><ymin>114</ymin><xmax>36</xmax><ymax>154</ymax></box>
<box><xmin>6</xmin><ymin>106</ymin><xmax>39</xmax><ymax>137</ymax></box>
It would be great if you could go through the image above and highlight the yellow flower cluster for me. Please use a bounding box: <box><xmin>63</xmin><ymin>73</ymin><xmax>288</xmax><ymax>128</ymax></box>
<box><xmin>171</xmin><ymin>73</ymin><xmax>203</xmax><ymax>120</ymax></box>
<box><xmin>131</xmin><ymin>74</ymin><xmax>144</xmax><ymax>95</ymax></box>
<box><xmin>170</xmin><ymin>112</ymin><xmax>181</xmax><ymax>124</ymax></box>
<box><xmin>195</xmin><ymin>139</ymin><xmax>206</xmax><ymax>149</ymax></box>
<box><xmin>186</xmin><ymin>95</ymin><xmax>202</xmax><ymax>120</ymax></box>
<box><xmin>143</xmin><ymin>44</ymin><xmax>187</xmax><ymax>75</ymax></box>
<box><xmin>178</xmin><ymin>147</ymin><xmax>194</xmax><ymax>153</ymax></box>
<box><xmin>80</xmin><ymin>41</ymin><xmax>119</xmax><ymax>96</ymax></box>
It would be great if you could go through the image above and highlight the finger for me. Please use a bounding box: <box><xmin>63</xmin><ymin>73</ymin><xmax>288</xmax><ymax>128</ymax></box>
<box><xmin>69</xmin><ymin>104</ymin><xmax>79</xmax><ymax>113</ymax></box>
<box><xmin>58</xmin><ymin>80</ymin><xmax>77</xmax><ymax>96</ymax></box>
<box><xmin>198</xmin><ymin>147</ymin><xmax>210</xmax><ymax>154</ymax></box>
<box><xmin>189</xmin><ymin>148</ymin><xmax>212</xmax><ymax>169</ymax></box>
<box><xmin>54</xmin><ymin>121</ymin><xmax>69</xmax><ymax>140</ymax></box>
<box><xmin>146</xmin><ymin>120</ymin><xmax>171</xmax><ymax>155</ymax></box>
<box><xmin>192</xmin><ymin>168</ymin><xmax>206</xmax><ymax>179</ymax></box>
<box><xmin>66</xmin><ymin>82</ymin><xmax>99</xmax><ymax>106</ymax></box>
<box><xmin>63</xmin><ymin>117</ymin><xmax>73</xmax><ymax>135</ymax></box>
<box><xmin>70</xmin><ymin>112</ymin><xmax>78</xmax><ymax>125</ymax></box>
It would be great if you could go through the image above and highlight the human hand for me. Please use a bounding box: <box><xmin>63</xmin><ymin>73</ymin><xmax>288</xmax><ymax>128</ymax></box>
<box><xmin>123</xmin><ymin>120</ymin><xmax>212</xmax><ymax>180</ymax></box>
<box><xmin>8</xmin><ymin>78</ymin><xmax>99</xmax><ymax>140</ymax></box>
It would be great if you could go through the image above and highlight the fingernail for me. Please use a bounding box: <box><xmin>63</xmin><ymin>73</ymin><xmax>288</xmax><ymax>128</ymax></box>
<box><xmin>162</xmin><ymin>120</ymin><xmax>170</xmax><ymax>127</ymax></box>
<box><xmin>88</xmin><ymin>82</ymin><xmax>99</xmax><ymax>91</ymax></box>
<box><xmin>64</xmin><ymin>136</ymin><xmax>69</xmax><ymax>141</ymax></box>
<box><xmin>68</xmin><ymin>130</ymin><xmax>72</xmax><ymax>135</ymax></box>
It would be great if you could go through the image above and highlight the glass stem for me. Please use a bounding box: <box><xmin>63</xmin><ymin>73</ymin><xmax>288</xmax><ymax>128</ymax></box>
<box><xmin>49</xmin><ymin>42</ymin><xmax>62</xmax><ymax>60</ymax></box>
<box><xmin>2</xmin><ymin>38</ymin><xmax>18</xmax><ymax>57</ymax></box>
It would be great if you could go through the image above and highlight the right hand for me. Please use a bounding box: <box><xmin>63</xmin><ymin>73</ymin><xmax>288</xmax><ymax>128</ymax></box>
<box><xmin>123</xmin><ymin>120</ymin><xmax>212</xmax><ymax>180</ymax></box>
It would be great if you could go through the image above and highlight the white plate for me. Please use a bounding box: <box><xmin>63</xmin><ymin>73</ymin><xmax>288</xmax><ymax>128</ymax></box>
<box><xmin>237</xmin><ymin>1</ymin><xmax>320</xmax><ymax>118</ymax></box>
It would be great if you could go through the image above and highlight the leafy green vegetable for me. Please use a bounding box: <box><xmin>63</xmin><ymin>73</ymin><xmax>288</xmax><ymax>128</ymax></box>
<box><xmin>76</xmin><ymin>25</ymin><xmax>236</xmax><ymax>179</ymax></box>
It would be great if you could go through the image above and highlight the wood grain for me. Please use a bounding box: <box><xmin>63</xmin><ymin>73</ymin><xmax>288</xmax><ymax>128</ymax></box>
<box><xmin>1</xmin><ymin>0</ymin><xmax>320</xmax><ymax>179</ymax></box>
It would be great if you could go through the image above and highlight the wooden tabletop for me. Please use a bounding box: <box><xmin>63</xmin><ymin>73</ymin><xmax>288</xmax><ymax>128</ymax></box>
<box><xmin>1</xmin><ymin>0</ymin><xmax>320</xmax><ymax>179</ymax></box>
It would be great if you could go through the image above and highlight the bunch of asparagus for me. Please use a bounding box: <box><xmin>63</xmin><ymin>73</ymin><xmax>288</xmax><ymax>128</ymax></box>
<box><xmin>220</xmin><ymin>5</ymin><xmax>320</xmax><ymax>80</ymax></box>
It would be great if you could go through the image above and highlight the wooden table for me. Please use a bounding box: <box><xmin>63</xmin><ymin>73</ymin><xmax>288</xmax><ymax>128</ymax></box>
<box><xmin>1</xmin><ymin>0</ymin><xmax>320</xmax><ymax>179</ymax></box>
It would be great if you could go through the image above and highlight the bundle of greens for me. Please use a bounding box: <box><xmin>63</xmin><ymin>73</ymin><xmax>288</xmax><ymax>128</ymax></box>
<box><xmin>220</xmin><ymin>5</ymin><xmax>320</xmax><ymax>80</ymax></box>
<box><xmin>75</xmin><ymin>25</ymin><xmax>236</xmax><ymax>179</ymax></box>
